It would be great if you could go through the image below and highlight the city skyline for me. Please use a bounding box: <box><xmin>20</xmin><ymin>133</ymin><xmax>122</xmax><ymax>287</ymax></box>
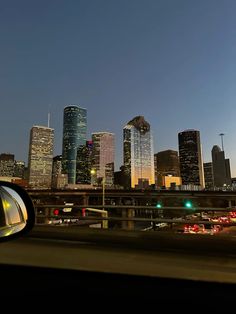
<box><xmin>1</xmin><ymin>1</ymin><xmax>236</xmax><ymax>175</ymax></box>
<box><xmin>0</xmin><ymin>109</ymin><xmax>235</xmax><ymax>176</ymax></box>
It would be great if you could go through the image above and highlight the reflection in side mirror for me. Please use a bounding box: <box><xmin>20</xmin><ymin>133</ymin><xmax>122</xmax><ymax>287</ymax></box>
<box><xmin>0</xmin><ymin>181</ymin><xmax>35</xmax><ymax>240</ymax></box>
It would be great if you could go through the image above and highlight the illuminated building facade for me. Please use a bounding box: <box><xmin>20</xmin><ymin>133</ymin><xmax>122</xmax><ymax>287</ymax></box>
<box><xmin>52</xmin><ymin>155</ymin><xmax>68</xmax><ymax>189</ymax></box>
<box><xmin>0</xmin><ymin>153</ymin><xmax>14</xmax><ymax>177</ymax></box>
<box><xmin>91</xmin><ymin>132</ymin><xmax>115</xmax><ymax>186</ymax></box>
<box><xmin>123</xmin><ymin>116</ymin><xmax>155</xmax><ymax>189</ymax></box>
<box><xmin>157</xmin><ymin>175</ymin><xmax>182</xmax><ymax>189</ymax></box>
<box><xmin>28</xmin><ymin>126</ymin><xmax>54</xmax><ymax>189</ymax></box>
<box><xmin>76</xmin><ymin>140</ymin><xmax>93</xmax><ymax>184</ymax></box>
<box><xmin>178</xmin><ymin>129</ymin><xmax>204</xmax><ymax>188</ymax></box>
<box><xmin>62</xmin><ymin>105</ymin><xmax>87</xmax><ymax>184</ymax></box>
<box><xmin>154</xmin><ymin>150</ymin><xmax>180</xmax><ymax>187</ymax></box>
<box><xmin>14</xmin><ymin>160</ymin><xmax>25</xmax><ymax>179</ymax></box>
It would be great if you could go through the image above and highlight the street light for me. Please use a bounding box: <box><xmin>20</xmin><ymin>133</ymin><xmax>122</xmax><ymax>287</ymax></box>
<box><xmin>90</xmin><ymin>168</ymin><xmax>105</xmax><ymax>207</ymax></box>
<box><xmin>90</xmin><ymin>168</ymin><xmax>96</xmax><ymax>186</ymax></box>
<box><xmin>90</xmin><ymin>168</ymin><xmax>107</xmax><ymax>228</ymax></box>
<box><xmin>90</xmin><ymin>169</ymin><xmax>96</xmax><ymax>175</ymax></box>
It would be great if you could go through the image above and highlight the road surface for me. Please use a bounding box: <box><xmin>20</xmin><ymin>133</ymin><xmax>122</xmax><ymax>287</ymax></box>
<box><xmin>1</xmin><ymin>226</ymin><xmax>236</xmax><ymax>284</ymax></box>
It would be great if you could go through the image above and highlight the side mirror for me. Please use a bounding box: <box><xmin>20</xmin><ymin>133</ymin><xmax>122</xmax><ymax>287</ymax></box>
<box><xmin>0</xmin><ymin>181</ymin><xmax>35</xmax><ymax>241</ymax></box>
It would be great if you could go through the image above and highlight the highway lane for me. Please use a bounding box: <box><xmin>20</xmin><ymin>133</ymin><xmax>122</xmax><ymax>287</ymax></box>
<box><xmin>27</xmin><ymin>224</ymin><xmax>236</xmax><ymax>255</ymax></box>
<box><xmin>1</xmin><ymin>227</ymin><xmax>236</xmax><ymax>284</ymax></box>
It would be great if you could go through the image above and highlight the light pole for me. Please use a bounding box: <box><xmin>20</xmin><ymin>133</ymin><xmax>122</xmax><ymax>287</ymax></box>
<box><xmin>90</xmin><ymin>168</ymin><xmax>107</xmax><ymax>228</ymax></box>
<box><xmin>101</xmin><ymin>176</ymin><xmax>107</xmax><ymax>228</ymax></box>
<box><xmin>91</xmin><ymin>168</ymin><xmax>105</xmax><ymax>206</ymax></box>
<box><xmin>102</xmin><ymin>176</ymin><xmax>105</xmax><ymax>208</ymax></box>
<box><xmin>90</xmin><ymin>168</ymin><xmax>96</xmax><ymax>186</ymax></box>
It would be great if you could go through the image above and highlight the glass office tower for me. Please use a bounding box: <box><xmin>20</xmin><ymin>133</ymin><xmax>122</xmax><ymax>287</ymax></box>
<box><xmin>123</xmin><ymin>116</ymin><xmax>155</xmax><ymax>189</ymax></box>
<box><xmin>178</xmin><ymin>129</ymin><xmax>204</xmax><ymax>188</ymax></box>
<box><xmin>91</xmin><ymin>132</ymin><xmax>115</xmax><ymax>186</ymax></box>
<box><xmin>76</xmin><ymin>140</ymin><xmax>93</xmax><ymax>184</ymax></box>
<box><xmin>62</xmin><ymin>105</ymin><xmax>87</xmax><ymax>184</ymax></box>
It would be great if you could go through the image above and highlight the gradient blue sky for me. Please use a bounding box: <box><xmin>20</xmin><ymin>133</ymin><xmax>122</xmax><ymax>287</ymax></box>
<box><xmin>1</xmin><ymin>0</ymin><xmax>236</xmax><ymax>175</ymax></box>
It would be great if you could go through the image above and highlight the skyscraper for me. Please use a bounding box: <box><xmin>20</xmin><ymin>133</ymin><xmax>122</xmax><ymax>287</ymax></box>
<box><xmin>14</xmin><ymin>160</ymin><xmax>25</xmax><ymax>179</ymax></box>
<box><xmin>123</xmin><ymin>116</ymin><xmax>155</xmax><ymax>189</ymax></box>
<box><xmin>154</xmin><ymin>150</ymin><xmax>180</xmax><ymax>177</ymax></box>
<box><xmin>203</xmin><ymin>162</ymin><xmax>214</xmax><ymax>190</ymax></box>
<box><xmin>52</xmin><ymin>155</ymin><xmax>68</xmax><ymax>189</ymax></box>
<box><xmin>0</xmin><ymin>153</ymin><xmax>14</xmax><ymax>177</ymax></box>
<box><xmin>154</xmin><ymin>150</ymin><xmax>181</xmax><ymax>189</ymax></box>
<box><xmin>76</xmin><ymin>140</ymin><xmax>93</xmax><ymax>184</ymax></box>
<box><xmin>91</xmin><ymin>132</ymin><xmax>115</xmax><ymax>186</ymax></box>
<box><xmin>211</xmin><ymin>145</ymin><xmax>231</xmax><ymax>188</ymax></box>
<box><xmin>62</xmin><ymin>105</ymin><xmax>87</xmax><ymax>184</ymax></box>
<box><xmin>28</xmin><ymin>126</ymin><xmax>54</xmax><ymax>189</ymax></box>
<box><xmin>178</xmin><ymin>129</ymin><xmax>204</xmax><ymax>188</ymax></box>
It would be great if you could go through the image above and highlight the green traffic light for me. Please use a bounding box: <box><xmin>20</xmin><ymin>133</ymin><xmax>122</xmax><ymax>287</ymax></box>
<box><xmin>185</xmin><ymin>201</ymin><xmax>192</xmax><ymax>208</ymax></box>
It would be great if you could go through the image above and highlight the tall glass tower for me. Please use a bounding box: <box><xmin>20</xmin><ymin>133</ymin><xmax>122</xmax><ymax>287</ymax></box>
<box><xmin>62</xmin><ymin>105</ymin><xmax>87</xmax><ymax>184</ymax></box>
<box><xmin>178</xmin><ymin>129</ymin><xmax>204</xmax><ymax>188</ymax></box>
<box><xmin>76</xmin><ymin>140</ymin><xmax>93</xmax><ymax>184</ymax></box>
<box><xmin>91</xmin><ymin>132</ymin><xmax>115</xmax><ymax>186</ymax></box>
<box><xmin>123</xmin><ymin>116</ymin><xmax>155</xmax><ymax>189</ymax></box>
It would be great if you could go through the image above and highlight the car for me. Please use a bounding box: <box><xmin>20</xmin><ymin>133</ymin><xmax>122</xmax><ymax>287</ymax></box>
<box><xmin>0</xmin><ymin>181</ymin><xmax>35</xmax><ymax>240</ymax></box>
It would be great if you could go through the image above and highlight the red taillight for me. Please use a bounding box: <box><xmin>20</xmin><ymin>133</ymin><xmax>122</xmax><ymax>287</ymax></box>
<box><xmin>53</xmin><ymin>209</ymin><xmax>59</xmax><ymax>216</ymax></box>
<box><xmin>82</xmin><ymin>208</ymin><xmax>86</xmax><ymax>217</ymax></box>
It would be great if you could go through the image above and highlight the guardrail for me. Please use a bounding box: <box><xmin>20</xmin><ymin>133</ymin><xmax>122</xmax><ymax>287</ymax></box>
<box><xmin>34</xmin><ymin>204</ymin><xmax>236</xmax><ymax>232</ymax></box>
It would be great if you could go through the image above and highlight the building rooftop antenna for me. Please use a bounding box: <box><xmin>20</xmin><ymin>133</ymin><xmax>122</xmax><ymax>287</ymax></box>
<box><xmin>219</xmin><ymin>133</ymin><xmax>225</xmax><ymax>151</ymax></box>
<box><xmin>48</xmin><ymin>104</ymin><xmax>51</xmax><ymax>128</ymax></box>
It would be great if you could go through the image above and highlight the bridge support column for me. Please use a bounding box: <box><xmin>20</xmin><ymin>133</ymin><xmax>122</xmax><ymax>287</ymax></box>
<box><xmin>36</xmin><ymin>207</ymin><xmax>50</xmax><ymax>225</ymax></box>
<box><xmin>102</xmin><ymin>212</ymin><xmax>108</xmax><ymax>229</ymax></box>
<box><xmin>82</xmin><ymin>195</ymin><xmax>89</xmax><ymax>206</ymax></box>
<box><xmin>122</xmin><ymin>208</ymin><xmax>135</xmax><ymax>230</ymax></box>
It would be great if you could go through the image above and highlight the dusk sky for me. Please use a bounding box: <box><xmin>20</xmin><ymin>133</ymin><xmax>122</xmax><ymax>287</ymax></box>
<box><xmin>1</xmin><ymin>0</ymin><xmax>236</xmax><ymax>175</ymax></box>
